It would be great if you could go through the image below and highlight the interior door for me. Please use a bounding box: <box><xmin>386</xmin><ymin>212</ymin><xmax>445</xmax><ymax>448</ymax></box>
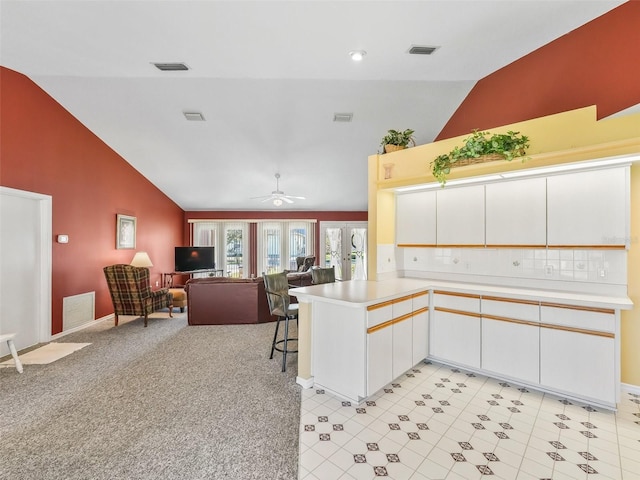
<box><xmin>319</xmin><ymin>222</ymin><xmax>367</xmax><ymax>281</ymax></box>
<box><xmin>0</xmin><ymin>187</ymin><xmax>52</xmax><ymax>355</ymax></box>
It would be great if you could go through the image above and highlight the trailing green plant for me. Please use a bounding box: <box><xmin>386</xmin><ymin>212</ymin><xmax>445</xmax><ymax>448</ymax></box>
<box><xmin>431</xmin><ymin>130</ymin><xmax>529</xmax><ymax>185</ymax></box>
<box><xmin>380</xmin><ymin>129</ymin><xmax>415</xmax><ymax>151</ymax></box>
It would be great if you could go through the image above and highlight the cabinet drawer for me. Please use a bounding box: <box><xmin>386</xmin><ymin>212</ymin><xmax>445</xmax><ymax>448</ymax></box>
<box><xmin>367</xmin><ymin>302</ymin><xmax>393</xmax><ymax>328</ymax></box>
<box><xmin>412</xmin><ymin>291</ymin><xmax>429</xmax><ymax>310</ymax></box>
<box><xmin>392</xmin><ymin>297</ymin><xmax>412</xmax><ymax>318</ymax></box>
<box><xmin>540</xmin><ymin>304</ymin><xmax>615</xmax><ymax>333</ymax></box>
<box><xmin>482</xmin><ymin>297</ymin><xmax>539</xmax><ymax>323</ymax></box>
<box><xmin>434</xmin><ymin>291</ymin><xmax>480</xmax><ymax>312</ymax></box>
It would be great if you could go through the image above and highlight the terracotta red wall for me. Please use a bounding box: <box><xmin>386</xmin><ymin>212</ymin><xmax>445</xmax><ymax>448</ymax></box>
<box><xmin>0</xmin><ymin>67</ymin><xmax>185</xmax><ymax>335</ymax></box>
<box><xmin>437</xmin><ymin>1</ymin><xmax>640</xmax><ymax>140</ymax></box>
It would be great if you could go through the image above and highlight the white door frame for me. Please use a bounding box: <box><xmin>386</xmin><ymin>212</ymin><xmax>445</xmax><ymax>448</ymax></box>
<box><xmin>319</xmin><ymin>221</ymin><xmax>368</xmax><ymax>281</ymax></box>
<box><xmin>0</xmin><ymin>186</ymin><xmax>52</xmax><ymax>345</ymax></box>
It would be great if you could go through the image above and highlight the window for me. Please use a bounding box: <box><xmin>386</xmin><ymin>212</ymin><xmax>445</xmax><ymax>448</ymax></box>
<box><xmin>257</xmin><ymin>221</ymin><xmax>315</xmax><ymax>275</ymax></box>
<box><xmin>192</xmin><ymin>221</ymin><xmax>248</xmax><ymax>278</ymax></box>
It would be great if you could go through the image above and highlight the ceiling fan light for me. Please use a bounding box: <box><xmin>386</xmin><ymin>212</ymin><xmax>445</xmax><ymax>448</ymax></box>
<box><xmin>273</xmin><ymin>198</ymin><xmax>283</xmax><ymax>206</ymax></box>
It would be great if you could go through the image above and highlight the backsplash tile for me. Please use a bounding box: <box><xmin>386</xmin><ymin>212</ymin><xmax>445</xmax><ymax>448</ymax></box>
<box><xmin>399</xmin><ymin>247</ymin><xmax>627</xmax><ymax>289</ymax></box>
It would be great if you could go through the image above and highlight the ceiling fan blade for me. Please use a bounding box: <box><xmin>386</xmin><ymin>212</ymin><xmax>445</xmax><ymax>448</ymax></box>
<box><xmin>284</xmin><ymin>195</ymin><xmax>306</xmax><ymax>200</ymax></box>
<box><xmin>281</xmin><ymin>196</ymin><xmax>294</xmax><ymax>204</ymax></box>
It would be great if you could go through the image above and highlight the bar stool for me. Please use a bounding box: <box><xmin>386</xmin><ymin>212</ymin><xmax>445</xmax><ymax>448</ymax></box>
<box><xmin>263</xmin><ymin>272</ymin><xmax>298</xmax><ymax>372</ymax></box>
<box><xmin>0</xmin><ymin>333</ymin><xmax>24</xmax><ymax>373</ymax></box>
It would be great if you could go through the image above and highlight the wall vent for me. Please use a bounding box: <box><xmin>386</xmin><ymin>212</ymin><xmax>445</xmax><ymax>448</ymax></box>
<box><xmin>63</xmin><ymin>292</ymin><xmax>95</xmax><ymax>331</ymax></box>
<box><xmin>153</xmin><ymin>62</ymin><xmax>189</xmax><ymax>71</ymax></box>
<box><xmin>184</xmin><ymin>112</ymin><xmax>205</xmax><ymax>121</ymax></box>
<box><xmin>408</xmin><ymin>45</ymin><xmax>439</xmax><ymax>55</ymax></box>
<box><xmin>333</xmin><ymin>113</ymin><xmax>353</xmax><ymax>122</ymax></box>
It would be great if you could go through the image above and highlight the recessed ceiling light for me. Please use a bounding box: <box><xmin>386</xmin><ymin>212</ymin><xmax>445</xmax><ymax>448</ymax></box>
<box><xmin>333</xmin><ymin>113</ymin><xmax>353</xmax><ymax>122</ymax></box>
<box><xmin>183</xmin><ymin>112</ymin><xmax>205</xmax><ymax>121</ymax></box>
<box><xmin>153</xmin><ymin>62</ymin><xmax>189</xmax><ymax>71</ymax></box>
<box><xmin>408</xmin><ymin>45</ymin><xmax>439</xmax><ymax>55</ymax></box>
<box><xmin>349</xmin><ymin>50</ymin><xmax>367</xmax><ymax>61</ymax></box>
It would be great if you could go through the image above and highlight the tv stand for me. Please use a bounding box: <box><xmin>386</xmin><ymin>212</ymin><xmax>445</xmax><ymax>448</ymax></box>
<box><xmin>163</xmin><ymin>269</ymin><xmax>223</xmax><ymax>288</ymax></box>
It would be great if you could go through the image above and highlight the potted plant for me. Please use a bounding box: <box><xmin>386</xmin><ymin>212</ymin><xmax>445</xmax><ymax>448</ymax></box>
<box><xmin>380</xmin><ymin>129</ymin><xmax>416</xmax><ymax>154</ymax></box>
<box><xmin>431</xmin><ymin>130</ymin><xmax>529</xmax><ymax>185</ymax></box>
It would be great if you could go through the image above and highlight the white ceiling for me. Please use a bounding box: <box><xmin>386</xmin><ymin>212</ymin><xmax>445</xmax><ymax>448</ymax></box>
<box><xmin>0</xmin><ymin>0</ymin><xmax>625</xmax><ymax>211</ymax></box>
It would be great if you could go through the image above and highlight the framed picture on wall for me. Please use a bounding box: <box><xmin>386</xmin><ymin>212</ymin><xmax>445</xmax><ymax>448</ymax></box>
<box><xmin>116</xmin><ymin>214</ymin><xmax>136</xmax><ymax>249</ymax></box>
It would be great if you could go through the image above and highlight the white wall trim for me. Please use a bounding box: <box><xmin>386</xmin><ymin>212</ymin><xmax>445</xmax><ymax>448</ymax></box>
<box><xmin>296</xmin><ymin>376</ymin><xmax>314</xmax><ymax>389</ymax></box>
<box><xmin>50</xmin><ymin>314</ymin><xmax>112</xmax><ymax>340</ymax></box>
<box><xmin>621</xmin><ymin>382</ymin><xmax>640</xmax><ymax>397</ymax></box>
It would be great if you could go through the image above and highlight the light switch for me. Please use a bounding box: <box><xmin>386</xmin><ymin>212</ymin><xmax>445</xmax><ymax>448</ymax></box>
<box><xmin>57</xmin><ymin>234</ymin><xmax>69</xmax><ymax>244</ymax></box>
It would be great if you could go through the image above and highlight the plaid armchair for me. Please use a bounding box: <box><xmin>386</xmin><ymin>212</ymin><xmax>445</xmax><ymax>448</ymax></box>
<box><xmin>103</xmin><ymin>264</ymin><xmax>173</xmax><ymax>327</ymax></box>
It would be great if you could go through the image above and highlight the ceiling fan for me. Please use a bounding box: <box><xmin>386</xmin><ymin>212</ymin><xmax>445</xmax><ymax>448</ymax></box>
<box><xmin>251</xmin><ymin>173</ymin><xmax>306</xmax><ymax>206</ymax></box>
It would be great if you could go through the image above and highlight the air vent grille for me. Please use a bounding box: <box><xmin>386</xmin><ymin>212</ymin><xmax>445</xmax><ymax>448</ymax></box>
<box><xmin>184</xmin><ymin>112</ymin><xmax>205</xmax><ymax>121</ymax></box>
<box><xmin>153</xmin><ymin>62</ymin><xmax>189</xmax><ymax>71</ymax></box>
<box><xmin>333</xmin><ymin>113</ymin><xmax>353</xmax><ymax>123</ymax></box>
<box><xmin>408</xmin><ymin>45</ymin><xmax>438</xmax><ymax>55</ymax></box>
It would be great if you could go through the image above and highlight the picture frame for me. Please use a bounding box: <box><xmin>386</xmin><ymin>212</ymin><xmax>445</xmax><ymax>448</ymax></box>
<box><xmin>116</xmin><ymin>214</ymin><xmax>136</xmax><ymax>249</ymax></box>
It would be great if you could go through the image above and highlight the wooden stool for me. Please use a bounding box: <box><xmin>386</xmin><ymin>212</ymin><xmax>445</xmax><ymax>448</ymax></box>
<box><xmin>169</xmin><ymin>288</ymin><xmax>187</xmax><ymax>312</ymax></box>
<box><xmin>0</xmin><ymin>333</ymin><xmax>24</xmax><ymax>373</ymax></box>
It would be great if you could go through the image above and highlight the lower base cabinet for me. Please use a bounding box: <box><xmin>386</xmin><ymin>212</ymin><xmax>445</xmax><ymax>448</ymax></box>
<box><xmin>540</xmin><ymin>327</ymin><xmax>616</xmax><ymax>405</ymax></box>
<box><xmin>367</xmin><ymin>327</ymin><xmax>393</xmax><ymax>396</ymax></box>
<box><xmin>431</xmin><ymin>310</ymin><xmax>481</xmax><ymax>369</ymax></box>
<box><xmin>481</xmin><ymin>318</ymin><xmax>539</xmax><ymax>384</ymax></box>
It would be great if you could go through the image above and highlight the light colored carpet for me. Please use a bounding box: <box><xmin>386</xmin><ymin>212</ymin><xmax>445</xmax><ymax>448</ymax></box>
<box><xmin>0</xmin><ymin>342</ymin><xmax>90</xmax><ymax>366</ymax></box>
<box><xmin>0</xmin><ymin>312</ymin><xmax>300</xmax><ymax>480</ymax></box>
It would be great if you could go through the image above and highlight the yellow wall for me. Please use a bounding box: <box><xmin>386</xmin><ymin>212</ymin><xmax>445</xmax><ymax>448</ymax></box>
<box><xmin>368</xmin><ymin>106</ymin><xmax>640</xmax><ymax>385</ymax></box>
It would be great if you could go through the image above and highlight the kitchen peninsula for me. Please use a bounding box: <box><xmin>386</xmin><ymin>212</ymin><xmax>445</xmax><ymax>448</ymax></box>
<box><xmin>291</xmin><ymin>278</ymin><xmax>632</xmax><ymax>409</ymax></box>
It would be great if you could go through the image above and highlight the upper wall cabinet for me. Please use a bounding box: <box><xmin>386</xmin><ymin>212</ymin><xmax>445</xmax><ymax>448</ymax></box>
<box><xmin>547</xmin><ymin>167</ymin><xmax>628</xmax><ymax>247</ymax></box>
<box><xmin>485</xmin><ymin>177</ymin><xmax>547</xmax><ymax>246</ymax></box>
<box><xmin>396</xmin><ymin>191</ymin><xmax>436</xmax><ymax>245</ymax></box>
<box><xmin>437</xmin><ymin>185</ymin><xmax>485</xmax><ymax>246</ymax></box>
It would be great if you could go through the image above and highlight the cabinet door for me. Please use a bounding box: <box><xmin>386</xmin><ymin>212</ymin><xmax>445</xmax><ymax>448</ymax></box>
<box><xmin>412</xmin><ymin>292</ymin><xmax>429</xmax><ymax>364</ymax></box>
<box><xmin>367</xmin><ymin>326</ymin><xmax>393</xmax><ymax>396</ymax></box>
<box><xmin>436</xmin><ymin>185</ymin><xmax>485</xmax><ymax>245</ymax></box>
<box><xmin>547</xmin><ymin>167</ymin><xmax>628</xmax><ymax>246</ymax></box>
<box><xmin>430</xmin><ymin>310</ymin><xmax>480</xmax><ymax>368</ymax></box>
<box><xmin>412</xmin><ymin>308</ymin><xmax>428</xmax><ymax>365</ymax></box>
<box><xmin>540</xmin><ymin>327</ymin><xmax>615</xmax><ymax>406</ymax></box>
<box><xmin>485</xmin><ymin>177</ymin><xmax>546</xmax><ymax>246</ymax></box>
<box><xmin>392</xmin><ymin>314</ymin><xmax>413</xmax><ymax>378</ymax></box>
<box><xmin>396</xmin><ymin>191</ymin><xmax>436</xmax><ymax>245</ymax></box>
<box><xmin>482</xmin><ymin>318</ymin><xmax>539</xmax><ymax>384</ymax></box>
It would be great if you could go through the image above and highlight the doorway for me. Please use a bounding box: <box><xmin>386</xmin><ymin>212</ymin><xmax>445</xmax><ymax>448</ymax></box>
<box><xmin>319</xmin><ymin>222</ymin><xmax>368</xmax><ymax>281</ymax></box>
<box><xmin>0</xmin><ymin>187</ymin><xmax>52</xmax><ymax>356</ymax></box>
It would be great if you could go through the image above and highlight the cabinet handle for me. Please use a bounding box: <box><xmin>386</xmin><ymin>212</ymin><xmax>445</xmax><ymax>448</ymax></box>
<box><xmin>434</xmin><ymin>306</ymin><xmax>482</xmax><ymax>318</ymax></box>
<box><xmin>540</xmin><ymin>302</ymin><xmax>615</xmax><ymax>315</ymax></box>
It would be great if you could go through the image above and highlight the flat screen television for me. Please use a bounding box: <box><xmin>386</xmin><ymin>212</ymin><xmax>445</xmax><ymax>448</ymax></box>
<box><xmin>174</xmin><ymin>246</ymin><xmax>215</xmax><ymax>272</ymax></box>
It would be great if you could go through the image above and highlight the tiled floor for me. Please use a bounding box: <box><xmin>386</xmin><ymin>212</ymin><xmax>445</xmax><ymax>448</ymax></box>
<box><xmin>299</xmin><ymin>361</ymin><xmax>640</xmax><ymax>480</ymax></box>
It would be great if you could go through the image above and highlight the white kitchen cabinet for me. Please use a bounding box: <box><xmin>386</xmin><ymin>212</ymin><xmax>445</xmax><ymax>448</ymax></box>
<box><xmin>436</xmin><ymin>185</ymin><xmax>485</xmax><ymax>245</ymax></box>
<box><xmin>412</xmin><ymin>292</ymin><xmax>429</xmax><ymax>365</ymax></box>
<box><xmin>485</xmin><ymin>177</ymin><xmax>547</xmax><ymax>246</ymax></box>
<box><xmin>547</xmin><ymin>167</ymin><xmax>628</xmax><ymax>246</ymax></box>
<box><xmin>430</xmin><ymin>292</ymin><xmax>481</xmax><ymax>368</ymax></box>
<box><xmin>392</xmin><ymin>314</ymin><xmax>413</xmax><ymax>378</ymax></box>
<box><xmin>367</xmin><ymin>324</ymin><xmax>393</xmax><ymax>396</ymax></box>
<box><xmin>396</xmin><ymin>191</ymin><xmax>437</xmax><ymax>245</ymax></box>
<box><xmin>540</xmin><ymin>327</ymin><xmax>615</xmax><ymax>405</ymax></box>
<box><xmin>481</xmin><ymin>297</ymin><xmax>540</xmax><ymax>383</ymax></box>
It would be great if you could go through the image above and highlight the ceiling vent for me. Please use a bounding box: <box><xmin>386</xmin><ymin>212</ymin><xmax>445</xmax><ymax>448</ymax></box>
<box><xmin>333</xmin><ymin>113</ymin><xmax>353</xmax><ymax>123</ymax></box>
<box><xmin>153</xmin><ymin>62</ymin><xmax>189</xmax><ymax>71</ymax></box>
<box><xmin>183</xmin><ymin>112</ymin><xmax>205</xmax><ymax>121</ymax></box>
<box><xmin>408</xmin><ymin>45</ymin><xmax>439</xmax><ymax>55</ymax></box>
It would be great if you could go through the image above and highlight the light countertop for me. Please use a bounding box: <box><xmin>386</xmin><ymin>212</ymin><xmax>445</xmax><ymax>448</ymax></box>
<box><xmin>290</xmin><ymin>278</ymin><xmax>633</xmax><ymax>310</ymax></box>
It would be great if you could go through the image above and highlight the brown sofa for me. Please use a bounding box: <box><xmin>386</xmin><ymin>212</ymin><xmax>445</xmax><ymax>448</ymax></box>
<box><xmin>185</xmin><ymin>277</ymin><xmax>276</xmax><ymax>325</ymax></box>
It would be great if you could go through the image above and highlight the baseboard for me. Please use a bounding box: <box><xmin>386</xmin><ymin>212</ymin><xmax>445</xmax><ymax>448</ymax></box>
<box><xmin>621</xmin><ymin>382</ymin><xmax>640</xmax><ymax>397</ymax></box>
<box><xmin>296</xmin><ymin>376</ymin><xmax>314</xmax><ymax>389</ymax></box>
<box><xmin>50</xmin><ymin>314</ymin><xmax>112</xmax><ymax>340</ymax></box>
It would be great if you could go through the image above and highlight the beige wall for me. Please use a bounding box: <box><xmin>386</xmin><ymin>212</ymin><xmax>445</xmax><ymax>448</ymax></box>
<box><xmin>368</xmin><ymin>106</ymin><xmax>640</xmax><ymax>385</ymax></box>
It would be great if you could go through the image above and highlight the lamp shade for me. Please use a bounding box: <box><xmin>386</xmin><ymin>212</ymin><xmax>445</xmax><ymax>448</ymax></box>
<box><xmin>130</xmin><ymin>251</ymin><xmax>153</xmax><ymax>268</ymax></box>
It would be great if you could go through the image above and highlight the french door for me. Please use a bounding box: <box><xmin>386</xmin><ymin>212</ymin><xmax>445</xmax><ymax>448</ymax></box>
<box><xmin>319</xmin><ymin>222</ymin><xmax>367</xmax><ymax>281</ymax></box>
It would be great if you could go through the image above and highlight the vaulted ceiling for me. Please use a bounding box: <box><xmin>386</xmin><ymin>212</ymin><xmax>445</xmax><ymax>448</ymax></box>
<box><xmin>0</xmin><ymin>1</ymin><xmax>626</xmax><ymax>211</ymax></box>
